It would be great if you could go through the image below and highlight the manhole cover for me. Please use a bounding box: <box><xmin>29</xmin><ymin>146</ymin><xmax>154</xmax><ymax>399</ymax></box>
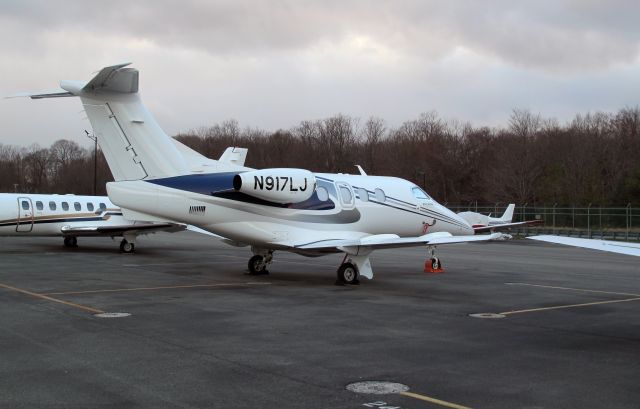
<box><xmin>346</xmin><ymin>381</ymin><xmax>409</xmax><ymax>394</ymax></box>
<box><xmin>94</xmin><ymin>312</ymin><xmax>131</xmax><ymax>318</ymax></box>
<box><xmin>469</xmin><ymin>313</ymin><xmax>505</xmax><ymax>319</ymax></box>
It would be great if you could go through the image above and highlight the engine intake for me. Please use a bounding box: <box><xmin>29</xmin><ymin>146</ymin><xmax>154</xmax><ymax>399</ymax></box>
<box><xmin>233</xmin><ymin>168</ymin><xmax>316</xmax><ymax>204</ymax></box>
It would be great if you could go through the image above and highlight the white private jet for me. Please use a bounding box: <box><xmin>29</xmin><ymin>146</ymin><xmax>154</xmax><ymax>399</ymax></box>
<box><xmin>0</xmin><ymin>193</ymin><xmax>186</xmax><ymax>252</ymax></box>
<box><xmin>18</xmin><ymin>63</ymin><xmax>506</xmax><ymax>284</ymax></box>
<box><xmin>458</xmin><ymin>204</ymin><xmax>542</xmax><ymax>233</ymax></box>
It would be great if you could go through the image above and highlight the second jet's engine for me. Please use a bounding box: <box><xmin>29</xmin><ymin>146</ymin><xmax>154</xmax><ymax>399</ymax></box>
<box><xmin>232</xmin><ymin>168</ymin><xmax>316</xmax><ymax>203</ymax></box>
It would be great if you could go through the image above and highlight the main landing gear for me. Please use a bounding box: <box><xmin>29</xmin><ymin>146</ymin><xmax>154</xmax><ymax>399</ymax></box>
<box><xmin>248</xmin><ymin>248</ymin><xmax>273</xmax><ymax>275</ymax></box>
<box><xmin>335</xmin><ymin>254</ymin><xmax>361</xmax><ymax>285</ymax></box>
<box><xmin>336</xmin><ymin>261</ymin><xmax>360</xmax><ymax>285</ymax></box>
<box><xmin>119</xmin><ymin>239</ymin><xmax>135</xmax><ymax>253</ymax></box>
<box><xmin>63</xmin><ymin>236</ymin><xmax>78</xmax><ymax>248</ymax></box>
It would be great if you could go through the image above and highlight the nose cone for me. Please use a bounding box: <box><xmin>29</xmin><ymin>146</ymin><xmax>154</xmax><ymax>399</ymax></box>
<box><xmin>438</xmin><ymin>204</ymin><xmax>474</xmax><ymax>235</ymax></box>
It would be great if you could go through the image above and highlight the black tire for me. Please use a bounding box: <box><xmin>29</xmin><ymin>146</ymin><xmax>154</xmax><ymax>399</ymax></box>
<box><xmin>63</xmin><ymin>237</ymin><xmax>72</xmax><ymax>247</ymax></box>
<box><xmin>248</xmin><ymin>255</ymin><xmax>268</xmax><ymax>275</ymax></box>
<box><xmin>120</xmin><ymin>239</ymin><xmax>135</xmax><ymax>253</ymax></box>
<box><xmin>431</xmin><ymin>257</ymin><xmax>441</xmax><ymax>270</ymax></box>
<box><xmin>337</xmin><ymin>262</ymin><xmax>359</xmax><ymax>285</ymax></box>
<box><xmin>70</xmin><ymin>237</ymin><xmax>78</xmax><ymax>247</ymax></box>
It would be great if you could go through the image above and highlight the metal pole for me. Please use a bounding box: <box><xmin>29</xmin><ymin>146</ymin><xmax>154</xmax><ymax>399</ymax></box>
<box><xmin>627</xmin><ymin>203</ymin><xmax>631</xmax><ymax>240</ymax></box>
<box><xmin>587</xmin><ymin>203</ymin><xmax>592</xmax><ymax>238</ymax></box>
<box><xmin>553</xmin><ymin>203</ymin><xmax>557</xmax><ymax>234</ymax></box>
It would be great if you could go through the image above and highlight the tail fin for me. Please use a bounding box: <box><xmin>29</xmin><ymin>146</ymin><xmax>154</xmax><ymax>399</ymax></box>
<box><xmin>25</xmin><ymin>63</ymin><xmax>188</xmax><ymax>181</ymax></box>
<box><xmin>501</xmin><ymin>204</ymin><xmax>515</xmax><ymax>222</ymax></box>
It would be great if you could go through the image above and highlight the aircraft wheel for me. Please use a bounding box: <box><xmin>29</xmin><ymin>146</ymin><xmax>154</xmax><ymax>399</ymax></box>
<box><xmin>248</xmin><ymin>255</ymin><xmax>269</xmax><ymax>275</ymax></box>
<box><xmin>431</xmin><ymin>257</ymin><xmax>441</xmax><ymax>270</ymax></box>
<box><xmin>120</xmin><ymin>239</ymin><xmax>135</xmax><ymax>253</ymax></box>
<box><xmin>64</xmin><ymin>237</ymin><xmax>78</xmax><ymax>248</ymax></box>
<box><xmin>337</xmin><ymin>262</ymin><xmax>359</xmax><ymax>285</ymax></box>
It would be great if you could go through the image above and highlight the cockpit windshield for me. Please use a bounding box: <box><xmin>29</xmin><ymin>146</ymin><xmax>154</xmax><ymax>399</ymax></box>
<box><xmin>411</xmin><ymin>187</ymin><xmax>432</xmax><ymax>201</ymax></box>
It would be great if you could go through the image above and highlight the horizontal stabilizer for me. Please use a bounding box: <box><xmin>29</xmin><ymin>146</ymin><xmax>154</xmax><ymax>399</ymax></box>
<box><xmin>6</xmin><ymin>89</ymin><xmax>74</xmax><ymax>99</ymax></box>
<box><xmin>81</xmin><ymin>62</ymin><xmax>137</xmax><ymax>93</ymax></box>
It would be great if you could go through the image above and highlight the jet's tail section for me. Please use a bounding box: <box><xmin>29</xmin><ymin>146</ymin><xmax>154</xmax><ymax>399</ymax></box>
<box><xmin>25</xmin><ymin>63</ymin><xmax>188</xmax><ymax>181</ymax></box>
<box><xmin>501</xmin><ymin>204</ymin><xmax>515</xmax><ymax>222</ymax></box>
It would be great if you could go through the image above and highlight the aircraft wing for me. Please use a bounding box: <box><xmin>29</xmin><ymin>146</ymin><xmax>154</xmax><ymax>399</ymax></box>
<box><xmin>473</xmin><ymin>219</ymin><xmax>543</xmax><ymax>233</ymax></box>
<box><xmin>293</xmin><ymin>231</ymin><xmax>504</xmax><ymax>251</ymax></box>
<box><xmin>60</xmin><ymin>222</ymin><xmax>186</xmax><ymax>237</ymax></box>
<box><xmin>527</xmin><ymin>235</ymin><xmax>640</xmax><ymax>257</ymax></box>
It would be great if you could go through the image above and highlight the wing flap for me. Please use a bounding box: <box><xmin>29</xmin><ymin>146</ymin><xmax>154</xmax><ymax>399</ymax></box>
<box><xmin>61</xmin><ymin>223</ymin><xmax>183</xmax><ymax>236</ymax></box>
<box><xmin>294</xmin><ymin>232</ymin><xmax>503</xmax><ymax>251</ymax></box>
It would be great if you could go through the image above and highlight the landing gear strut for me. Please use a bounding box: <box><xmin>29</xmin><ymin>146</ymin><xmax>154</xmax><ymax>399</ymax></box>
<box><xmin>248</xmin><ymin>248</ymin><xmax>273</xmax><ymax>275</ymax></box>
<box><xmin>120</xmin><ymin>239</ymin><xmax>135</xmax><ymax>253</ymax></box>
<box><xmin>63</xmin><ymin>236</ymin><xmax>77</xmax><ymax>248</ymax></box>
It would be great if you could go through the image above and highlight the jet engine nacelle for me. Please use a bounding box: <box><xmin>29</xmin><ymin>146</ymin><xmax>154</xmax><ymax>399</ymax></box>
<box><xmin>233</xmin><ymin>168</ymin><xmax>316</xmax><ymax>204</ymax></box>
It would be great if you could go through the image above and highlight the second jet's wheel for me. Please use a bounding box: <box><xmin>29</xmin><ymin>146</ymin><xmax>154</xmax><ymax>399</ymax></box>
<box><xmin>120</xmin><ymin>239</ymin><xmax>135</xmax><ymax>253</ymax></box>
<box><xmin>337</xmin><ymin>262</ymin><xmax>360</xmax><ymax>285</ymax></box>
<box><xmin>248</xmin><ymin>255</ymin><xmax>269</xmax><ymax>275</ymax></box>
<box><xmin>64</xmin><ymin>237</ymin><xmax>78</xmax><ymax>248</ymax></box>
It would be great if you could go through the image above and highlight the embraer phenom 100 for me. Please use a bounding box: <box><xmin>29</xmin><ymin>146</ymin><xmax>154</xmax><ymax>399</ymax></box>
<box><xmin>18</xmin><ymin>63</ymin><xmax>504</xmax><ymax>284</ymax></box>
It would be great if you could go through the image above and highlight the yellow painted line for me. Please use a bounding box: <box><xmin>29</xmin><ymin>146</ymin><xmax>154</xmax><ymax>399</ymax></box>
<box><xmin>400</xmin><ymin>391</ymin><xmax>473</xmax><ymax>409</ymax></box>
<box><xmin>0</xmin><ymin>282</ymin><xmax>105</xmax><ymax>314</ymax></box>
<box><xmin>500</xmin><ymin>297</ymin><xmax>640</xmax><ymax>316</ymax></box>
<box><xmin>506</xmin><ymin>282</ymin><xmax>640</xmax><ymax>297</ymax></box>
<box><xmin>43</xmin><ymin>282</ymin><xmax>271</xmax><ymax>295</ymax></box>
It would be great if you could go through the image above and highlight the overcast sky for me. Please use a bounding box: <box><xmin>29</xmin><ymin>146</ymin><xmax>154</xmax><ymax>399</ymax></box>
<box><xmin>1</xmin><ymin>0</ymin><xmax>639</xmax><ymax>147</ymax></box>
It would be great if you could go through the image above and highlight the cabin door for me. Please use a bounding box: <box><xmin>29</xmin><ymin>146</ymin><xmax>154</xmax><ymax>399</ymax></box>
<box><xmin>16</xmin><ymin>197</ymin><xmax>34</xmax><ymax>232</ymax></box>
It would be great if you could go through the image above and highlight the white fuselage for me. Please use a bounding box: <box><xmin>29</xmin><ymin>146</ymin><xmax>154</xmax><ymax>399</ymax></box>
<box><xmin>0</xmin><ymin>193</ymin><xmax>125</xmax><ymax>237</ymax></box>
<box><xmin>108</xmin><ymin>172</ymin><xmax>474</xmax><ymax>253</ymax></box>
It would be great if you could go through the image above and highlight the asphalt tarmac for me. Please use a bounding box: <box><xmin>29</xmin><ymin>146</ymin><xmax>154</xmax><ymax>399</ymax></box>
<box><xmin>0</xmin><ymin>232</ymin><xmax>638</xmax><ymax>409</ymax></box>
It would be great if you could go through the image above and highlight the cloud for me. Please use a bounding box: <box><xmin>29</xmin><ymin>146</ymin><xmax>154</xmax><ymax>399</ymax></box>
<box><xmin>0</xmin><ymin>1</ymin><xmax>639</xmax><ymax>147</ymax></box>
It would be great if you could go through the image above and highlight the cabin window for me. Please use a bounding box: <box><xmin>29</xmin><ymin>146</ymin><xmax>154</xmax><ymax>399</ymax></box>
<box><xmin>74</xmin><ymin>202</ymin><xmax>81</xmax><ymax>211</ymax></box>
<box><xmin>62</xmin><ymin>202</ymin><xmax>69</xmax><ymax>211</ymax></box>
<box><xmin>87</xmin><ymin>203</ymin><xmax>94</xmax><ymax>212</ymax></box>
<box><xmin>99</xmin><ymin>203</ymin><xmax>106</xmax><ymax>210</ymax></box>
<box><xmin>339</xmin><ymin>186</ymin><xmax>353</xmax><ymax>205</ymax></box>
<box><xmin>357</xmin><ymin>187</ymin><xmax>369</xmax><ymax>202</ymax></box>
<box><xmin>411</xmin><ymin>187</ymin><xmax>431</xmax><ymax>200</ymax></box>
<box><xmin>316</xmin><ymin>186</ymin><xmax>329</xmax><ymax>202</ymax></box>
<box><xmin>21</xmin><ymin>200</ymin><xmax>30</xmax><ymax>210</ymax></box>
<box><xmin>36</xmin><ymin>201</ymin><xmax>43</xmax><ymax>211</ymax></box>
<box><xmin>374</xmin><ymin>188</ymin><xmax>386</xmax><ymax>202</ymax></box>
<box><xmin>49</xmin><ymin>201</ymin><xmax>56</xmax><ymax>211</ymax></box>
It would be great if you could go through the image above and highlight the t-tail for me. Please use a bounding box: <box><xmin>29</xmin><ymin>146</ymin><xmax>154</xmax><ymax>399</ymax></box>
<box><xmin>501</xmin><ymin>204</ymin><xmax>515</xmax><ymax>222</ymax></box>
<box><xmin>15</xmin><ymin>63</ymin><xmax>189</xmax><ymax>181</ymax></box>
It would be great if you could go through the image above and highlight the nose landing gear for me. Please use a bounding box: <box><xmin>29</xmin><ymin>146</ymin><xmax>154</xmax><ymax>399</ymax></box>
<box><xmin>424</xmin><ymin>245</ymin><xmax>444</xmax><ymax>273</ymax></box>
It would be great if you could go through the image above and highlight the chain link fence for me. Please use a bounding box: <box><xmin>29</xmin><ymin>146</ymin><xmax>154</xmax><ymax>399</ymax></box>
<box><xmin>446</xmin><ymin>203</ymin><xmax>640</xmax><ymax>241</ymax></box>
